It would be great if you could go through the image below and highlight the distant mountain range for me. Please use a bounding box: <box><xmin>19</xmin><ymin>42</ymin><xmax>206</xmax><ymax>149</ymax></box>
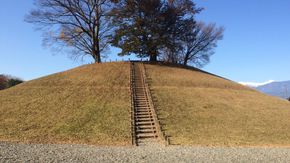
<box><xmin>240</xmin><ymin>80</ymin><xmax>290</xmax><ymax>99</ymax></box>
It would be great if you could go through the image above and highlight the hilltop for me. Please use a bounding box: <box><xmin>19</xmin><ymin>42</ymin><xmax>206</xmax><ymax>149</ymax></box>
<box><xmin>1</xmin><ymin>62</ymin><xmax>290</xmax><ymax>146</ymax></box>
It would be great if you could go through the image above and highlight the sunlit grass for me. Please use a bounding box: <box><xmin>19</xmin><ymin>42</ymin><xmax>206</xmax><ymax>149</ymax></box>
<box><xmin>2</xmin><ymin>61</ymin><xmax>290</xmax><ymax>147</ymax></box>
<box><xmin>146</xmin><ymin>63</ymin><xmax>290</xmax><ymax>146</ymax></box>
<box><xmin>0</xmin><ymin>62</ymin><xmax>131</xmax><ymax>145</ymax></box>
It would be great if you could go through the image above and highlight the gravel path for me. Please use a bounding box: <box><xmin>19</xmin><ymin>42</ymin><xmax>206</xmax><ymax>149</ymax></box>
<box><xmin>1</xmin><ymin>142</ymin><xmax>290</xmax><ymax>162</ymax></box>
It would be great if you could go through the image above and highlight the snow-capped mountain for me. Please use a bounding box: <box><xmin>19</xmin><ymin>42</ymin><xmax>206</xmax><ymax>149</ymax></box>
<box><xmin>240</xmin><ymin>80</ymin><xmax>290</xmax><ymax>99</ymax></box>
<box><xmin>239</xmin><ymin>80</ymin><xmax>275</xmax><ymax>88</ymax></box>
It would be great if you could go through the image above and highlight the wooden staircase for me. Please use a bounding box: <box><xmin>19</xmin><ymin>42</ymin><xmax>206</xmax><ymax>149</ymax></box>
<box><xmin>130</xmin><ymin>62</ymin><xmax>168</xmax><ymax>146</ymax></box>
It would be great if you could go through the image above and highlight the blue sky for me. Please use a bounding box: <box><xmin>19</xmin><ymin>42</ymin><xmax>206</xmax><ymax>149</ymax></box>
<box><xmin>0</xmin><ymin>0</ymin><xmax>289</xmax><ymax>83</ymax></box>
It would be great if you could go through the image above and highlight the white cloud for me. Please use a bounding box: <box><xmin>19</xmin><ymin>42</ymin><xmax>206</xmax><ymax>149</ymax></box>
<box><xmin>239</xmin><ymin>80</ymin><xmax>275</xmax><ymax>87</ymax></box>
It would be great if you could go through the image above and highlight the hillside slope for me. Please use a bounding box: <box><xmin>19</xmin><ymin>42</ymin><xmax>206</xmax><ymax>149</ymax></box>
<box><xmin>145</xmin><ymin>63</ymin><xmax>290</xmax><ymax>146</ymax></box>
<box><xmin>0</xmin><ymin>62</ymin><xmax>131</xmax><ymax>145</ymax></box>
<box><xmin>1</xmin><ymin>62</ymin><xmax>290</xmax><ymax>146</ymax></box>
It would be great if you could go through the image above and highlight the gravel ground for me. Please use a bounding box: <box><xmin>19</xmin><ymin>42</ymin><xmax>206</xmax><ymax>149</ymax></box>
<box><xmin>1</xmin><ymin>142</ymin><xmax>290</xmax><ymax>162</ymax></box>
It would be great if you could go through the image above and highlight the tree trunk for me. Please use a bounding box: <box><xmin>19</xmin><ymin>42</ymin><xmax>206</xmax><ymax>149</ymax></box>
<box><xmin>95</xmin><ymin>52</ymin><xmax>101</xmax><ymax>63</ymax></box>
<box><xmin>92</xmin><ymin>49</ymin><xmax>101</xmax><ymax>63</ymax></box>
<box><xmin>183</xmin><ymin>51</ymin><xmax>190</xmax><ymax>66</ymax></box>
<box><xmin>149</xmin><ymin>50</ymin><xmax>157</xmax><ymax>62</ymax></box>
<box><xmin>149</xmin><ymin>55</ymin><xmax>157</xmax><ymax>61</ymax></box>
<box><xmin>96</xmin><ymin>43</ymin><xmax>101</xmax><ymax>63</ymax></box>
<box><xmin>183</xmin><ymin>58</ymin><xmax>188</xmax><ymax>66</ymax></box>
<box><xmin>96</xmin><ymin>54</ymin><xmax>101</xmax><ymax>63</ymax></box>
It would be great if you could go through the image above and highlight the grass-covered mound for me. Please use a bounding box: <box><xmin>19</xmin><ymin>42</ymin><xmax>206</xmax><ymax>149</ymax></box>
<box><xmin>145</xmin><ymin>63</ymin><xmax>290</xmax><ymax>146</ymax></box>
<box><xmin>1</xmin><ymin>61</ymin><xmax>290</xmax><ymax>147</ymax></box>
<box><xmin>0</xmin><ymin>62</ymin><xmax>131</xmax><ymax>145</ymax></box>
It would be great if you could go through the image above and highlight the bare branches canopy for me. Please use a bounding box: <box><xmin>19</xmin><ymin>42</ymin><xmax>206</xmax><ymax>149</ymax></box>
<box><xmin>26</xmin><ymin>0</ymin><xmax>224</xmax><ymax>67</ymax></box>
<box><xmin>26</xmin><ymin>0</ymin><xmax>115</xmax><ymax>63</ymax></box>
<box><xmin>162</xmin><ymin>21</ymin><xmax>224</xmax><ymax>67</ymax></box>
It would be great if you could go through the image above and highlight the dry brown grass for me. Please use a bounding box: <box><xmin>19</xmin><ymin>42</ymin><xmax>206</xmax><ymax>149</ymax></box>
<box><xmin>145</xmin><ymin>63</ymin><xmax>290</xmax><ymax>146</ymax></box>
<box><xmin>0</xmin><ymin>62</ymin><xmax>131</xmax><ymax>145</ymax></box>
<box><xmin>2</xmin><ymin>61</ymin><xmax>290</xmax><ymax>147</ymax></box>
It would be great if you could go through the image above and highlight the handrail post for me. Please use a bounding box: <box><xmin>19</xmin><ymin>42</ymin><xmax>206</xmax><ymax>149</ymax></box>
<box><xmin>140</xmin><ymin>62</ymin><xmax>169</xmax><ymax>146</ymax></box>
<box><xmin>130</xmin><ymin>62</ymin><xmax>137</xmax><ymax>146</ymax></box>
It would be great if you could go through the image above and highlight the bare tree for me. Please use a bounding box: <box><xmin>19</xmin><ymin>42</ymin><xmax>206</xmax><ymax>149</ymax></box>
<box><xmin>181</xmin><ymin>22</ymin><xmax>224</xmax><ymax>67</ymax></box>
<box><xmin>26</xmin><ymin>0</ymin><xmax>115</xmax><ymax>63</ymax></box>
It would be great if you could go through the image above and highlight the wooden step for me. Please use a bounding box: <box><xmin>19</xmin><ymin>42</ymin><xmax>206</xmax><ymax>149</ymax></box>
<box><xmin>134</xmin><ymin>101</ymin><xmax>148</xmax><ymax>103</ymax></box>
<box><xmin>134</xmin><ymin>99</ymin><xmax>148</xmax><ymax>101</ymax></box>
<box><xmin>136</xmin><ymin>111</ymin><xmax>151</xmax><ymax>113</ymax></box>
<box><xmin>136</xmin><ymin>121</ymin><xmax>155</xmax><ymax>125</ymax></box>
<box><xmin>136</xmin><ymin>109</ymin><xmax>151</xmax><ymax>112</ymax></box>
<box><xmin>136</xmin><ymin>126</ymin><xmax>156</xmax><ymax>130</ymax></box>
<box><xmin>131</xmin><ymin>62</ymin><xmax>165</xmax><ymax>146</ymax></box>
<box><xmin>135</xmin><ymin>108</ymin><xmax>150</xmax><ymax>110</ymax></box>
<box><xmin>136</xmin><ymin>110</ymin><xmax>152</xmax><ymax>113</ymax></box>
<box><xmin>136</xmin><ymin>128</ymin><xmax>156</xmax><ymax>132</ymax></box>
<box><xmin>137</xmin><ymin>133</ymin><xmax>157</xmax><ymax>139</ymax></box>
<box><xmin>134</xmin><ymin>105</ymin><xmax>150</xmax><ymax>109</ymax></box>
<box><xmin>135</xmin><ymin>118</ymin><xmax>154</xmax><ymax>122</ymax></box>
<box><xmin>135</xmin><ymin>112</ymin><xmax>152</xmax><ymax>114</ymax></box>
<box><xmin>136</xmin><ymin>131</ymin><xmax>156</xmax><ymax>135</ymax></box>
<box><xmin>135</xmin><ymin>105</ymin><xmax>150</xmax><ymax>108</ymax></box>
<box><xmin>134</xmin><ymin>102</ymin><xmax>149</xmax><ymax>104</ymax></box>
<box><xmin>134</xmin><ymin>93</ymin><xmax>146</xmax><ymax>95</ymax></box>
<box><xmin>136</xmin><ymin>105</ymin><xmax>150</xmax><ymax>108</ymax></box>
<box><xmin>135</xmin><ymin>105</ymin><xmax>150</xmax><ymax>107</ymax></box>
<box><xmin>135</xmin><ymin>115</ymin><xmax>153</xmax><ymax>118</ymax></box>
<box><xmin>135</xmin><ymin>114</ymin><xmax>153</xmax><ymax>117</ymax></box>
<box><xmin>135</xmin><ymin>111</ymin><xmax>152</xmax><ymax>114</ymax></box>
